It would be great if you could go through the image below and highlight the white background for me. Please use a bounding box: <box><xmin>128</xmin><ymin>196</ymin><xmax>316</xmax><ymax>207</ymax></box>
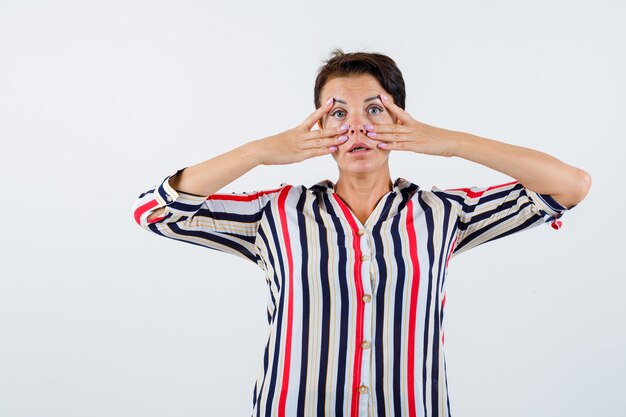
<box><xmin>1</xmin><ymin>0</ymin><xmax>623</xmax><ymax>416</ymax></box>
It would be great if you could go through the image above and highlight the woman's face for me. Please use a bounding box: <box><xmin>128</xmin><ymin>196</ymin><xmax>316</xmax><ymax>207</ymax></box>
<box><xmin>318</xmin><ymin>74</ymin><xmax>397</xmax><ymax>175</ymax></box>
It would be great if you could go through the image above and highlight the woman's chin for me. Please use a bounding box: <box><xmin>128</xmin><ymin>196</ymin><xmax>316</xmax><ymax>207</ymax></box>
<box><xmin>336</xmin><ymin>161</ymin><xmax>380</xmax><ymax>175</ymax></box>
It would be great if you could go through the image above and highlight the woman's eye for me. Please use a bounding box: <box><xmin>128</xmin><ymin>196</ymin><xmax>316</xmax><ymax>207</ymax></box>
<box><xmin>331</xmin><ymin>110</ymin><xmax>346</xmax><ymax>119</ymax></box>
<box><xmin>368</xmin><ymin>106</ymin><xmax>383</xmax><ymax>116</ymax></box>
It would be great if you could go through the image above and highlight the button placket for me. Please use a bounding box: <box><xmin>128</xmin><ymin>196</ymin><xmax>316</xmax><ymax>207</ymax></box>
<box><xmin>358</xmin><ymin>229</ymin><xmax>374</xmax><ymax>412</ymax></box>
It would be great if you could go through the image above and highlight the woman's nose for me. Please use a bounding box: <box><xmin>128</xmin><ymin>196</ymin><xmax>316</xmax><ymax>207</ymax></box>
<box><xmin>349</xmin><ymin>124</ymin><xmax>366</xmax><ymax>135</ymax></box>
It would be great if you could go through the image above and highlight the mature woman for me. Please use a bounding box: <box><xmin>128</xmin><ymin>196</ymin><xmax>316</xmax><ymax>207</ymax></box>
<box><xmin>132</xmin><ymin>50</ymin><xmax>591</xmax><ymax>417</ymax></box>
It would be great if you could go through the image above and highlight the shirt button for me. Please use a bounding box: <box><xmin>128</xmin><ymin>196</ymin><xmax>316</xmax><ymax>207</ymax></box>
<box><xmin>358</xmin><ymin>385</ymin><xmax>369</xmax><ymax>394</ymax></box>
<box><xmin>357</xmin><ymin>229</ymin><xmax>365</xmax><ymax>236</ymax></box>
<box><xmin>360</xmin><ymin>254</ymin><xmax>370</xmax><ymax>261</ymax></box>
<box><xmin>362</xmin><ymin>294</ymin><xmax>372</xmax><ymax>303</ymax></box>
<box><xmin>361</xmin><ymin>340</ymin><xmax>371</xmax><ymax>349</ymax></box>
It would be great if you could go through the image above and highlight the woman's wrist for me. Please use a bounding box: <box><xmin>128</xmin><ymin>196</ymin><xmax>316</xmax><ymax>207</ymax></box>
<box><xmin>240</xmin><ymin>140</ymin><xmax>267</xmax><ymax>167</ymax></box>
<box><xmin>428</xmin><ymin>126</ymin><xmax>466</xmax><ymax>158</ymax></box>
<box><xmin>444</xmin><ymin>129</ymin><xmax>472</xmax><ymax>159</ymax></box>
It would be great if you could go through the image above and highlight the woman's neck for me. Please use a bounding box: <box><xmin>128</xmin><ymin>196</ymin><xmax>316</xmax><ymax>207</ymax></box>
<box><xmin>334</xmin><ymin>170</ymin><xmax>393</xmax><ymax>224</ymax></box>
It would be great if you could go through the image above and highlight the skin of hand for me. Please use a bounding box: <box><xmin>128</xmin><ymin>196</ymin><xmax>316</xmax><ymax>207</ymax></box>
<box><xmin>251</xmin><ymin>98</ymin><xmax>350</xmax><ymax>166</ymax></box>
<box><xmin>366</xmin><ymin>94</ymin><xmax>592</xmax><ymax>208</ymax></box>
<box><xmin>363</xmin><ymin>94</ymin><xmax>458</xmax><ymax>157</ymax></box>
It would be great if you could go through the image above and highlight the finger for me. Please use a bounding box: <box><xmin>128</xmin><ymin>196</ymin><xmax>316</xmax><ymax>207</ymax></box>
<box><xmin>300</xmin><ymin>98</ymin><xmax>335</xmax><ymax>131</ymax></box>
<box><xmin>304</xmin><ymin>145</ymin><xmax>338</xmax><ymax>159</ymax></box>
<box><xmin>365</xmin><ymin>131</ymin><xmax>411</xmax><ymax>142</ymax></box>
<box><xmin>363</xmin><ymin>123</ymin><xmax>411</xmax><ymax>134</ymax></box>
<box><xmin>376</xmin><ymin>141</ymin><xmax>407</xmax><ymax>150</ymax></box>
<box><xmin>301</xmin><ymin>135</ymin><xmax>349</xmax><ymax>150</ymax></box>
<box><xmin>380</xmin><ymin>94</ymin><xmax>414</xmax><ymax>125</ymax></box>
<box><xmin>303</xmin><ymin>124</ymin><xmax>349</xmax><ymax>140</ymax></box>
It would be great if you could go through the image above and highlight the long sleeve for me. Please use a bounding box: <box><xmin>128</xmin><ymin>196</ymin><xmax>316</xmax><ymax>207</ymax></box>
<box><xmin>132</xmin><ymin>167</ymin><xmax>285</xmax><ymax>266</ymax></box>
<box><xmin>432</xmin><ymin>180</ymin><xmax>574</xmax><ymax>258</ymax></box>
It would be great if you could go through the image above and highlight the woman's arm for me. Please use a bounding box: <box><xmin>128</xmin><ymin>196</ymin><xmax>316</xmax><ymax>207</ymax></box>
<box><xmin>366</xmin><ymin>94</ymin><xmax>592</xmax><ymax>209</ymax></box>
<box><xmin>146</xmin><ymin>98</ymin><xmax>348</xmax><ymax>221</ymax></box>
<box><xmin>445</xmin><ymin>130</ymin><xmax>591</xmax><ymax>209</ymax></box>
<box><xmin>147</xmin><ymin>142</ymin><xmax>261</xmax><ymax>221</ymax></box>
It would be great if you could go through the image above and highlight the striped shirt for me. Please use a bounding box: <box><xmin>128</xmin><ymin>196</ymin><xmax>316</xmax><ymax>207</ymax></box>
<box><xmin>132</xmin><ymin>166</ymin><xmax>572</xmax><ymax>417</ymax></box>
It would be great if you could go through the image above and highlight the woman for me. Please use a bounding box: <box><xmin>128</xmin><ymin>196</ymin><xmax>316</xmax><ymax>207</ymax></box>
<box><xmin>132</xmin><ymin>50</ymin><xmax>591</xmax><ymax>417</ymax></box>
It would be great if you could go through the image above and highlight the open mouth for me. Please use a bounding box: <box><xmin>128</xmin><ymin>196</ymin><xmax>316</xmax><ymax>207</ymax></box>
<box><xmin>348</xmin><ymin>142</ymin><xmax>372</xmax><ymax>154</ymax></box>
<box><xmin>349</xmin><ymin>147</ymin><xmax>370</xmax><ymax>153</ymax></box>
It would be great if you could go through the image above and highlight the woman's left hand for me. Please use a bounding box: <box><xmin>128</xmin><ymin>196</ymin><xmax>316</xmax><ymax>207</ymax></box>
<box><xmin>365</xmin><ymin>94</ymin><xmax>458</xmax><ymax>158</ymax></box>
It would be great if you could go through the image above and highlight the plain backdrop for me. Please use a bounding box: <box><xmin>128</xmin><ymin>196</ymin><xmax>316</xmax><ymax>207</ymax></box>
<box><xmin>1</xmin><ymin>0</ymin><xmax>624</xmax><ymax>416</ymax></box>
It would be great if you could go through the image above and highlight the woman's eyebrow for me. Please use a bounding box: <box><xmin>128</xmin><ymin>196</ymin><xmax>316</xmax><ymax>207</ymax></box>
<box><xmin>333</xmin><ymin>96</ymin><xmax>381</xmax><ymax>104</ymax></box>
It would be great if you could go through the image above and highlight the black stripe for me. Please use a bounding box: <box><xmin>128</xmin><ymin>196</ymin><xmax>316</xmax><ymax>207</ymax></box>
<box><xmin>461</xmin><ymin>184</ymin><xmax>524</xmax><ymax>213</ymax></box>
<box><xmin>262</xmin><ymin>203</ymin><xmax>287</xmax><ymax>417</ymax></box>
<box><xmin>313</xmin><ymin>193</ymin><xmax>333</xmax><ymax>416</ymax></box>
<box><xmin>457</xmin><ymin>193</ymin><xmax>524</xmax><ymax>231</ymax></box>
<box><xmin>391</xmin><ymin>191</ymin><xmax>411</xmax><ymax>416</ymax></box>
<box><xmin>373</xmin><ymin>193</ymin><xmax>397</xmax><ymax>416</ymax></box>
<box><xmin>322</xmin><ymin>192</ymin><xmax>350</xmax><ymax>415</ymax></box>
<box><xmin>198</xmin><ymin>206</ymin><xmax>265</xmax><ymax>223</ymax></box>
<box><xmin>253</xmin><ymin>340</ymin><xmax>270</xmax><ymax>411</ymax></box>
<box><xmin>255</xmin><ymin>227</ymin><xmax>279</xmax><ymax>416</ymax></box>
<box><xmin>295</xmin><ymin>192</ymin><xmax>312</xmax><ymax>415</ymax></box>
<box><xmin>436</xmin><ymin>193</ymin><xmax>457</xmax><ymax>417</ymax></box>
<box><xmin>259</xmin><ymin>221</ymin><xmax>281</xmax><ymax>293</ymax></box>
<box><xmin>444</xmin><ymin>355</ymin><xmax>452</xmax><ymax>417</ymax></box>
<box><xmin>455</xmin><ymin>201</ymin><xmax>537</xmax><ymax>252</ymax></box>
<box><xmin>169</xmin><ymin>199</ymin><xmax>205</xmax><ymax>212</ymax></box>
<box><xmin>166</xmin><ymin>223</ymin><xmax>257</xmax><ymax>263</ymax></box>
<box><xmin>417</xmin><ymin>194</ymin><xmax>437</xmax><ymax>417</ymax></box>
<box><xmin>537</xmin><ymin>191</ymin><xmax>568</xmax><ymax>211</ymax></box>
<box><xmin>424</xmin><ymin>192</ymin><xmax>452</xmax><ymax>417</ymax></box>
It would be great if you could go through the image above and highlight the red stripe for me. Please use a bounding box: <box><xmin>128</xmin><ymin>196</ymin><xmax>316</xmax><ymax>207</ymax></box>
<box><xmin>445</xmin><ymin>236</ymin><xmax>457</xmax><ymax>270</ymax></box>
<box><xmin>148</xmin><ymin>216</ymin><xmax>166</xmax><ymax>224</ymax></box>
<box><xmin>135</xmin><ymin>187</ymin><xmax>282</xmax><ymax>226</ymax></box>
<box><xmin>134</xmin><ymin>199</ymin><xmax>159</xmax><ymax>225</ymax></box>
<box><xmin>332</xmin><ymin>194</ymin><xmax>365</xmax><ymax>417</ymax></box>
<box><xmin>277</xmin><ymin>186</ymin><xmax>294</xmax><ymax>417</ymax></box>
<box><xmin>446</xmin><ymin>180</ymin><xmax>518</xmax><ymax>199</ymax></box>
<box><xmin>406</xmin><ymin>200</ymin><xmax>421</xmax><ymax>417</ymax></box>
<box><xmin>207</xmin><ymin>188</ymin><xmax>282</xmax><ymax>201</ymax></box>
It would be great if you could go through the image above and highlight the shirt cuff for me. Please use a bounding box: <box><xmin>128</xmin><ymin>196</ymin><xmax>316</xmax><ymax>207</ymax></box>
<box><xmin>153</xmin><ymin>167</ymin><xmax>207</xmax><ymax>216</ymax></box>
<box><xmin>524</xmin><ymin>189</ymin><xmax>573</xmax><ymax>230</ymax></box>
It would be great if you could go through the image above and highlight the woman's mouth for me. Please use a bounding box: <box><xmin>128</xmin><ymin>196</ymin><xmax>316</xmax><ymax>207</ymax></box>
<box><xmin>347</xmin><ymin>141</ymin><xmax>373</xmax><ymax>154</ymax></box>
<box><xmin>348</xmin><ymin>147</ymin><xmax>371</xmax><ymax>154</ymax></box>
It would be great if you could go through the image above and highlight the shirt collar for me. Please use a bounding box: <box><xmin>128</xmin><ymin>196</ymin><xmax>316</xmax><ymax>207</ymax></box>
<box><xmin>309</xmin><ymin>177</ymin><xmax>418</xmax><ymax>194</ymax></box>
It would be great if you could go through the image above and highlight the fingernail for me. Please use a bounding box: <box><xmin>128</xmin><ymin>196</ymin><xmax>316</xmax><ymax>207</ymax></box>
<box><xmin>337</xmin><ymin>135</ymin><xmax>348</xmax><ymax>142</ymax></box>
<box><xmin>366</xmin><ymin>131</ymin><xmax>377</xmax><ymax>138</ymax></box>
<box><xmin>329</xmin><ymin>146</ymin><xmax>338</xmax><ymax>151</ymax></box>
<box><xmin>340</xmin><ymin>124</ymin><xmax>349</xmax><ymax>131</ymax></box>
<box><xmin>326</xmin><ymin>97</ymin><xmax>333</xmax><ymax>106</ymax></box>
<box><xmin>377</xmin><ymin>143</ymin><xmax>387</xmax><ymax>148</ymax></box>
<box><xmin>364</xmin><ymin>124</ymin><xmax>374</xmax><ymax>131</ymax></box>
<box><xmin>381</xmin><ymin>94</ymin><xmax>389</xmax><ymax>101</ymax></box>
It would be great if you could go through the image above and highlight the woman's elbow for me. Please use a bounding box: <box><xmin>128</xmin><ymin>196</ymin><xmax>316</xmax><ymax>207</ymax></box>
<box><xmin>562</xmin><ymin>169</ymin><xmax>592</xmax><ymax>208</ymax></box>
<box><xmin>575</xmin><ymin>169</ymin><xmax>592</xmax><ymax>202</ymax></box>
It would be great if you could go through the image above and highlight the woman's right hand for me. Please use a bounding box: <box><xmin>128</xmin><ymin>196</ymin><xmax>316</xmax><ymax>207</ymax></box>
<box><xmin>250</xmin><ymin>98</ymin><xmax>350</xmax><ymax>166</ymax></box>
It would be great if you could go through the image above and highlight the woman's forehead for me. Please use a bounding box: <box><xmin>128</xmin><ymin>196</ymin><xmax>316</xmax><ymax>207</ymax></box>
<box><xmin>321</xmin><ymin>74</ymin><xmax>384</xmax><ymax>100</ymax></box>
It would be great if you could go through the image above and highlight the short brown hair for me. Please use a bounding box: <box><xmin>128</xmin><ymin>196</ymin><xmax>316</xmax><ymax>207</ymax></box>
<box><xmin>314</xmin><ymin>49</ymin><xmax>406</xmax><ymax>110</ymax></box>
